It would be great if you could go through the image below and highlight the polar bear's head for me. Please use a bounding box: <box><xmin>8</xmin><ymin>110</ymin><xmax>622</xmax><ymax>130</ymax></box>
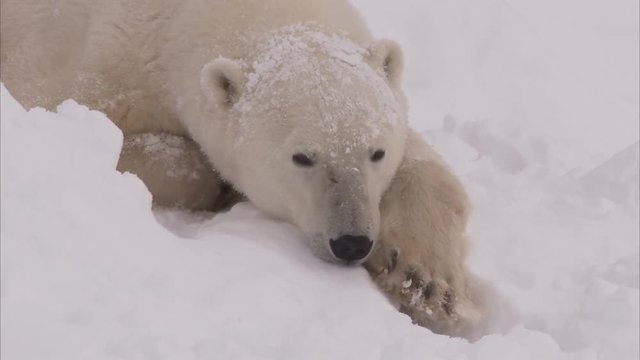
<box><xmin>200</xmin><ymin>27</ymin><xmax>407</xmax><ymax>264</ymax></box>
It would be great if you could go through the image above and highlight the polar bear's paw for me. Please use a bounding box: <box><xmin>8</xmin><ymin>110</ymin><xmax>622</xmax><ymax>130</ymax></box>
<box><xmin>365</xmin><ymin>244</ymin><xmax>486</xmax><ymax>340</ymax></box>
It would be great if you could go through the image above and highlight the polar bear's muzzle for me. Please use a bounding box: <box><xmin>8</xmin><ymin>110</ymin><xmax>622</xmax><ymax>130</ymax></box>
<box><xmin>322</xmin><ymin>170</ymin><xmax>378</xmax><ymax>264</ymax></box>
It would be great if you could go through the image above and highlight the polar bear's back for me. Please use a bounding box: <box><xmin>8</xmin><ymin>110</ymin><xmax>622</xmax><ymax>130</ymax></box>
<box><xmin>1</xmin><ymin>0</ymin><xmax>372</xmax><ymax>134</ymax></box>
<box><xmin>1</xmin><ymin>0</ymin><xmax>178</xmax><ymax>131</ymax></box>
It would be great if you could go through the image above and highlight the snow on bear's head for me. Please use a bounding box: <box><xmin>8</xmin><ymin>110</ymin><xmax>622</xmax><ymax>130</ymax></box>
<box><xmin>200</xmin><ymin>25</ymin><xmax>408</xmax><ymax>264</ymax></box>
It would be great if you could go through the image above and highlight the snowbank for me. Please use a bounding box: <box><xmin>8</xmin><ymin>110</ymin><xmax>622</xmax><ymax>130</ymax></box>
<box><xmin>1</xmin><ymin>0</ymin><xmax>638</xmax><ymax>359</ymax></box>
<box><xmin>2</xmin><ymin>84</ymin><xmax>637</xmax><ymax>359</ymax></box>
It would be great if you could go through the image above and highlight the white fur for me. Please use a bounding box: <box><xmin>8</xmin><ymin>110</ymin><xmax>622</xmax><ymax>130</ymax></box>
<box><xmin>1</xmin><ymin>0</ymin><xmax>488</xmax><ymax>339</ymax></box>
<box><xmin>2</xmin><ymin>0</ymin><xmax>408</xmax><ymax>262</ymax></box>
<box><xmin>213</xmin><ymin>27</ymin><xmax>409</xmax><ymax>261</ymax></box>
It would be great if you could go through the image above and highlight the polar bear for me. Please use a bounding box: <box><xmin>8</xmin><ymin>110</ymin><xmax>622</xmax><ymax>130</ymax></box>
<box><xmin>1</xmin><ymin>0</ymin><xmax>487</xmax><ymax>338</ymax></box>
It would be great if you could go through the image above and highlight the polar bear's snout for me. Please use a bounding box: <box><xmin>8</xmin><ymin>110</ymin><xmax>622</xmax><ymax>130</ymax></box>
<box><xmin>330</xmin><ymin>235</ymin><xmax>373</xmax><ymax>262</ymax></box>
<box><xmin>321</xmin><ymin>169</ymin><xmax>380</xmax><ymax>264</ymax></box>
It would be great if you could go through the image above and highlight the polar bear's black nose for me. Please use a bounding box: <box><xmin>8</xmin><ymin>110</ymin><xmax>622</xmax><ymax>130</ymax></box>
<box><xmin>330</xmin><ymin>235</ymin><xmax>373</xmax><ymax>261</ymax></box>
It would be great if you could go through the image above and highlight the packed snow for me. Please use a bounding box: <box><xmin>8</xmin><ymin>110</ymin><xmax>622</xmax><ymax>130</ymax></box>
<box><xmin>1</xmin><ymin>0</ymin><xmax>638</xmax><ymax>359</ymax></box>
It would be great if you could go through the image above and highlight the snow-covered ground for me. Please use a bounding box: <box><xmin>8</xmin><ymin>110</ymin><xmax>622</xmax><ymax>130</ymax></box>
<box><xmin>2</xmin><ymin>1</ymin><xmax>638</xmax><ymax>359</ymax></box>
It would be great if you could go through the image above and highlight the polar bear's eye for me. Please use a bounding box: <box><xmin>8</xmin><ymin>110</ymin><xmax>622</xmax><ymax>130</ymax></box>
<box><xmin>292</xmin><ymin>153</ymin><xmax>314</xmax><ymax>167</ymax></box>
<box><xmin>371</xmin><ymin>149</ymin><xmax>386</xmax><ymax>162</ymax></box>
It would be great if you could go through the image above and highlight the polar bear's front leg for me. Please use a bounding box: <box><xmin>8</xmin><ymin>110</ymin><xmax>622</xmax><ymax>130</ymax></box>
<box><xmin>364</xmin><ymin>130</ymin><xmax>487</xmax><ymax>340</ymax></box>
<box><xmin>117</xmin><ymin>133</ymin><xmax>243</xmax><ymax>212</ymax></box>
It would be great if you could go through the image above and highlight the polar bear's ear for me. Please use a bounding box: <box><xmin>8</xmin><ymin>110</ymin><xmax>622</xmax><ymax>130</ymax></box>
<box><xmin>201</xmin><ymin>58</ymin><xmax>245</xmax><ymax>108</ymax></box>
<box><xmin>365</xmin><ymin>39</ymin><xmax>404</xmax><ymax>87</ymax></box>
